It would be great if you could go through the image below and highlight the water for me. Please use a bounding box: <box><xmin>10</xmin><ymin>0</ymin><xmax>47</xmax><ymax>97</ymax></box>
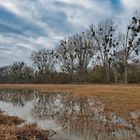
<box><xmin>0</xmin><ymin>89</ymin><xmax>139</xmax><ymax>140</ymax></box>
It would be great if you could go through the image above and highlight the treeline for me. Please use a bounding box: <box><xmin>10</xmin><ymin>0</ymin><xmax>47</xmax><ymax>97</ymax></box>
<box><xmin>0</xmin><ymin>17</ymin><xmax>140</xmax><ymax>84</ymax></box>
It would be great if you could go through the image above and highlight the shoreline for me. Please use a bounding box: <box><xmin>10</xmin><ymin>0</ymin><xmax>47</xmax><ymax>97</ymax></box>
<box><xmin>0</xmin><ymin>109</ymin><xmax>50</xmax><ymax>140</ymax></box>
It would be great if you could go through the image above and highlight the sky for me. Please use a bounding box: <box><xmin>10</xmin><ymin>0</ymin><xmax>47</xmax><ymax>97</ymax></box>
<box><xmin>0</xmin><ymin>0</ymin><xmax>140</xmax><ymax>66</ymax></box>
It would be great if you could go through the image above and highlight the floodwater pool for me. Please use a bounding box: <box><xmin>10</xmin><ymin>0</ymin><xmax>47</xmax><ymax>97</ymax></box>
<box><xmin>0</xmin><ymin>89</ymin><xmax>139</xmax><ymax>140</ymax></box>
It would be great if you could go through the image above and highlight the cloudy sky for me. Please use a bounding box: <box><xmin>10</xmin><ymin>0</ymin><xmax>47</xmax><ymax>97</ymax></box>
<box><xmin>0</xmin><ymin>0</ymin><xmax>140</xmax><ymax>66</ymax></box>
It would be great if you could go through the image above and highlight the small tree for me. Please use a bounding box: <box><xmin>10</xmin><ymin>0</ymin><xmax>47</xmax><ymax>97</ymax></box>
<box><xmin>11</xmin><ymin>61</ymin><xmax>33</xmax><ymax>83</ymax></box>
<box><xmin>30</xmin><ymin>49</ymin><xmax>56</xmax><ymax>83</ymax></box>
<box><xmin>0</xmin><ymin>66</ymin><xmax>12</xmax><ymax>83</ymax></box>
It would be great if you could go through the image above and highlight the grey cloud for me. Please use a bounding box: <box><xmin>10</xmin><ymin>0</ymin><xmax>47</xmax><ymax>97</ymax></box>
<box><xmin>0</xmin><ymin>0</ymin><xmax>140</xmax><ymax>66</ymax></box>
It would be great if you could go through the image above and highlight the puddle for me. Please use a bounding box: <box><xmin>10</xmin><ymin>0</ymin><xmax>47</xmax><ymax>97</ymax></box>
<box><xmin>0</xmin><ymin>89</ymin><xmax>140</xmax><ymax>140</ymax></box>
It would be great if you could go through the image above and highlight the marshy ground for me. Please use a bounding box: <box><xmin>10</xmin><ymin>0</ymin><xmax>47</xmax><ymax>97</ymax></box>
<box><xmin>0</xmin><ymin>84</ymin><xmax>140</xmax><ymax>113</ymax></box>
<box><xmin>0</xmin><ymin>84</ymin><xmax>140</xmax><ymax>140</ymax></box>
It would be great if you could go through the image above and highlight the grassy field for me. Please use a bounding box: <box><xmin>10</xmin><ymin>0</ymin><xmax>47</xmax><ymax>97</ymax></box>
<box><xmin>0</xmin><ymin>84</ymin><xmax>140</xmax><ymax>113</ymax></box>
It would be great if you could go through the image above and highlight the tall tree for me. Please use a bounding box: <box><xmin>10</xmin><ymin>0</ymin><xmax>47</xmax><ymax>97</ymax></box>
<box><xmin>123</xmin><ymin>16</ymin><xmax>140</xmax><ymax>84</ymax></box>
<box><xmin>90</xmin><ymin>19</ymin><xmax>118</xmax><ymax>83</ymax></box>
<box><xmin>57</xmin><ymin>31</ymin><xmax>96</xmax><ymax>82</ymax></box>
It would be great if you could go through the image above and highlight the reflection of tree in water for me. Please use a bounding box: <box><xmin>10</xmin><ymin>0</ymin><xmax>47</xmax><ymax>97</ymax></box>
<box><xmin>58</xmin><ymin>97</ymin><xmax>113</xmax><ymax>140</ymax></box>
<box><xmin>31</xmin><ymin>92</ymin><xmax>73</xmax><ymax>120</ymax></box>
<box><xmin>0</xmin><ymin>90</ymin><xmax>34</xmax><ymax>107</ymax></box>
<box><xmin>31</xmin><ymin>92</ymin><xmax>140</xmax><ymax>140</ymax></box>
<box><xmin>0</xmin><ymin>90</ymin><xmax>139</xmax><ymax>140</ymax></box>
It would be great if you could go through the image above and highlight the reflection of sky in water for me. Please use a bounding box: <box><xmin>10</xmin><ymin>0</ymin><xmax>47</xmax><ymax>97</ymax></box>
<box><xmin>0</xmin><ymin>99</ymin><xmax>68</xmax><ymax>140</ymax></box>
<box><xmin>0</xmin><ymin>101</ymin><xmax>33</xmax><ymax>121</ymax></box>
<box><xmin>0</xmin><ymin>101</ymin><xmax>54</xmax><ymax>129</ymax></box>
<box><xmin>0</xmin><ymin>90</ymin><xmax>140</xmax><ymax>140</ymax></box>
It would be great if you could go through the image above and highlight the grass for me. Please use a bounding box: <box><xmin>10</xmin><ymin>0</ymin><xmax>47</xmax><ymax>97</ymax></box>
<box><xmin>0</xmin><ymin>84</ymin><xmax>140</xmax><ymax>113</ymax></box>
<box><xmin>0</xmin><ymin>109</ymin><xmax>49</xmax><ymax>140</ymax></box>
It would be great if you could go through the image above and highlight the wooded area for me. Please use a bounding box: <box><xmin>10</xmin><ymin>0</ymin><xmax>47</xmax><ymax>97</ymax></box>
<box><xmin>0</xmin><ymin>17</ymin><xmax>140</xmax><ymax>84</ymax></box>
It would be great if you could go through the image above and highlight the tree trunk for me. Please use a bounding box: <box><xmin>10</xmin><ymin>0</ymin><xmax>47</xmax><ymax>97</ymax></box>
<box><xmin>78</xmin><ymin>65</ymin><xmax>86</xmax><ymax>83</ymax></box>
<box><xmin>124</xmin><ymin>59</ymin><xmax>128</xmax><ymax>84</ymax></box>
<box><xmin>124</xmin><ymin>52</ymin><xmax>128</xmax><ymax>84</ymax></box>
<box><xmin>106</xmin><ymin>68</ymin><xmax>110</xmax><ymax>83</ymax></box>
<box><xmin>124</xmin><ymin>29</ymin><xmax>129</xmax><ymax>84</ymax></box>
<box><xmin>114</xmin><ymin>67</ymin><xmax>118</xmax><ymax>83</ymax></box>
<box><xmin>104</xmin><ymin>54</ymin><xmax>110</xmax><ymax>83</ymax></box>
<box><xmin>105</xmin><ymin>61</ymin><xmax>110</xmax><ymax>83</ymax></box>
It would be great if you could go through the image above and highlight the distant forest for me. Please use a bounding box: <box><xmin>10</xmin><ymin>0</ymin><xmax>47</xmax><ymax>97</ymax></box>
<box><xmin>0</xmin><ymin>16</ymin><xmax>140</xmax><ymax>84</ymax></box>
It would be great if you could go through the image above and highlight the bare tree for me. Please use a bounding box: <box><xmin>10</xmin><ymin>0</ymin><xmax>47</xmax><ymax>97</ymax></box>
<box><xmin>11</xmin><ymin>61</ymin><xmax>33</xmax><ymax>83</ymax></box>
<box><xmin>30</xmin><ymin>49</ymin><xmax>56</xmax><ymax>82</ymax></box>
<box><xmin>123</xmin><ymin>16</ymin><xmax>140</xmax><ymax>84</ymax></box>
<box><xmin>90</xmin><ymin>19</ymin><xmax>118</xmax><ymax>83</ymax></box>
<box><xmin>57</xmin><ymin>38</ymin><xmax>76</xmax><ymax>82</ymax></box>
<box><xmin>57</xmin><ymin>31</ymin><xmax>96</xmax><ymax>82</ymax></box>
<box><xmin>0</xmin><ymin>66</ymin><xmax>12</xmax><ymax>83</ymax></box>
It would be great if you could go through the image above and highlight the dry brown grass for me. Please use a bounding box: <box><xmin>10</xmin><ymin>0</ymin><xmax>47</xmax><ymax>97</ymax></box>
<box><xmin>0</xmin><ymin>112</ymin><xmax>24</xmax><ymax>126</ymax></box>
<box><xmin>0</xmin><ymin>110</ymin><xmax>49</xmax><ymax>140</ymax></box>
<box><xmin>0</xmin><ymin>123</ymin><xmax>49</xmax><ymax>140</ymax></box>
<box><xmin>0</xmin><ymin>84</ymin><xmax>140</xmax><ymax>113</ymax></box>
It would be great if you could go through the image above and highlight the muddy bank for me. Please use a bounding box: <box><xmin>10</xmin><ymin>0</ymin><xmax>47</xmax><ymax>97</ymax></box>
<box><xmin>0</xmin><ymin>109</ymin><xmax>51</xmax><ymax>140</ymax></box>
